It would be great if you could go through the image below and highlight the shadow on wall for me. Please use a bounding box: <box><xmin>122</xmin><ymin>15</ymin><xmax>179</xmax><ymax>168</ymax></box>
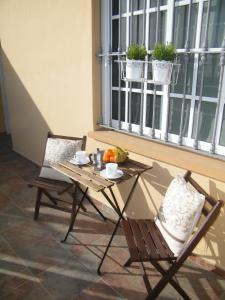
<box><xmin>116</xmin><ymin>161</ymin><xmax>174</xmax><ymax>219</ymax></box>
<box><xmin>203</xmin><ymin>181</ymin><xmax>225</xmax><ymax>268</ymax></box>
<box><xmin>0</xmin><ymin>48</ymin><xmax>50</xmax><ymax>164</ymax></box>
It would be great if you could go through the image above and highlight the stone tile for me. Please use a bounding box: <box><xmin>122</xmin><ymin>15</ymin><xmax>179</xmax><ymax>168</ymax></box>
<box><xmin>0</xmin><ymin>212</ymin><xmax>25</xmax><ymax>233</ymax></box>
<box><xmin>0</xmin><ymin>191</ymin><xmax>13</xmax><ymax>212</ymax></box>
<box><xmin>0</xmin><ymin>253</ymin><xmax>40</xmax><ymax>296</ymax></box>
<box><xmin>74</xmin><ymin>278</ymin><xmax>123</xmax><ymax>300</ymax></box>
<box><xmin>0</xmin><ymin>281</ymin><xmax>54</xmax><ymax>300</ymax></box>
<box><xmin>38</xmin><ymin>259</ymin><xmax>98</xmax><ymax>299</ymax></box>
<box><xmin>68</xmin><ymin>235</ymin><xmax>129</xmax><ymax>274</ymax></box>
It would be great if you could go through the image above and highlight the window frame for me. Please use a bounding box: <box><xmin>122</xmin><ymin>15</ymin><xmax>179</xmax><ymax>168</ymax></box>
<box><xmin>100</xmin><ymin>0</ymin><xmax>225</xmax><ymax>157</ymax></box>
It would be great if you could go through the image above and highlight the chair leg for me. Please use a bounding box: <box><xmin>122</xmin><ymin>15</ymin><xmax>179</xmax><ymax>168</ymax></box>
<box><xmin>139</xmin><ymin>261</ymin><xmax>152</xmax><ymax>294</ymax></box>
<box><xmin>34</xmin><ymin>188</ymin><xmax>42</xmax><ymax>220</ymax></box>
<box><xmin>147</xmin><ymin>261</ymin><xmax>191</xmax><ymax>300</ymax></box>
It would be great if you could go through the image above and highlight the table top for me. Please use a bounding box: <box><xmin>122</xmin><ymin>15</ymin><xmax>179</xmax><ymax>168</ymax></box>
<box><xmin>52</xmin><ymin>159</ymin><xmax>152</xmax><ymax>192</ymax></box>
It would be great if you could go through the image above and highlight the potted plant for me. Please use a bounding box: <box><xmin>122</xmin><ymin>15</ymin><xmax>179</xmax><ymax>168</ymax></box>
<box><xmin>126</xmin><ymin>44</ymin><xmax>147</xmax><ymax>80</ymax></box>
<box><xmin>152</xmin><ymin>43</ymin><xmax>176</xmax><ymax>84</ymax></box>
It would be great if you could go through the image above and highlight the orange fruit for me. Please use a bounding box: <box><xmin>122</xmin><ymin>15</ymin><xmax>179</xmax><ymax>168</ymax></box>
<box><xmin>109</xmin><ymin>156</ymin><xmax>115</xmax><ymax>163</ymax></box>
<box><xmin>103</xmin><ymin>152</ymin><xmax>110</xmax><ymax>162</ymax></box>
<box><xmin>105</xmin><ymin>149</ymin><xmax>113</xmax><ymax>157</ymax></box>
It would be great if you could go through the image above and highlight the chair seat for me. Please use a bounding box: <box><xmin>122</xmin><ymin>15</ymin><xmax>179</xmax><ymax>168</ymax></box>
<box><xmin>29</xmin><ymin>177</ymin><xmax>73</xmax><ymax>193</ymax></box>
<box><xmin>122</xmin><ymin>218</ymin><xmax>175</xmax><ymax>262</ymax></box>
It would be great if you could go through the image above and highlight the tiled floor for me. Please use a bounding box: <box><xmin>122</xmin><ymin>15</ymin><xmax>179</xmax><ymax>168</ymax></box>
<box><xmin>0</xmin><ymin>133</ymin><xmax>225</xmax><ymax>300</ymax></box>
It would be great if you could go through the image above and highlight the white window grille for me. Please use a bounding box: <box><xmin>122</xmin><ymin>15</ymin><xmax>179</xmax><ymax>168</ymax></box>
<box><xmin>100</xmin><ymin>0</ymin><xmax>225</xmax><ymax>157</ymax></box>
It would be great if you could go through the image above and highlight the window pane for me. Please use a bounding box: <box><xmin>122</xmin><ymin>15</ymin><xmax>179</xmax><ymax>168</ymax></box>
<box><xmin>131</xmin><ymin>93</ymin><xmax>141</xmax><ymax>124</ymax></box>
<box><xmin>171</xmin><ymin>54</ymin><xmax>194</xmax><ymax>95</ymax></box>
<box><xmin>192</xmin><ymin>101</ymin><xmax>216</xmax><ymax>143</ymax></box>
<box><xmin>168</xmin><ymin>98</ymin><xmax>190</xmax><ymax>136</ymax></box>
<box><xmin>219</xmin><ymin>105</ymin><xmax>225</xmax><ymax>146</ymax></box>
<box><xmin>132</xmin><ymin>0</ymin><xmax>144</xmax><ymax>11</ymax></box>
<box><xmin>112</xmin><ymin>18</ymin><xmax>126</xmax><ymax>52</ymax></box>
<box><xmin>112</xmin><ymin>0</ymin><xmax>127</xmax><ymax>15</ymax></box>
<box><xmin>145</xmin><ymin>95</ymin><xmax>161</xmax><ymax>129</ymax></box>
<box><xmin>121</xmin><ymin>0</ymin><xmax>127</xmax><ymax>14</ymax></box>
<box><xmin>112</xmin><ymin>19</ymin><xmax>118</xmax><ymax>51</ymax></box>
<box><xmin>200</xmin><ymin>0</ymin><xmax>225</xmax><ymax>48</ymax></box>
<box><xmin>131</xmin><ymin>14</ymin><xmax>144</xmax><ymax>45</ymax></box>
<box><xmin>112</xmin><ymin>0</ymin><xmax>119</xmax><ymax>15</ymax></box>
<box><xmin>196</xmin><ymin>54</ymin><xmax>220</xmax><ymax>98</ymax></box>
<box><xmin>150</xmin><ymin>0</ymin><xmax>167</xmax><ymax>8</ymax></box>
<box><xmin>112</xmin><ymin>58</ymin><xmax>125</xmax><ymax>87</ymax></box>
<box><xmin>173</xmin><ymin>3</ymin><xmax>198</xmax><ymax>49</ymax></box>
<box><xmin>112</xmin><ymin>90</ymin><xmax>126</xmax><ymax>121</ymax></box>
<box><xmin>149</xmin><ymin>11</ymin><xmax>166</xmax><ymax>49</ymax></box>
<box><xmin>121</xmin><ymin>17</ymin><xmax>126</xmax><ymax>52</ymax></box>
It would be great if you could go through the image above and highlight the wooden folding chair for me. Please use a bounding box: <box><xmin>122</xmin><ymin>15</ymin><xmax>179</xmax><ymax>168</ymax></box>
<box><xmin>28</xmin><ymin>132</ymin><xmax>106</xmax><ymax>229</ymax></box>
<box><xmin>100</xmin><ymin>171</ymin><xmax>224</xmax><ymax>300</ymax></box>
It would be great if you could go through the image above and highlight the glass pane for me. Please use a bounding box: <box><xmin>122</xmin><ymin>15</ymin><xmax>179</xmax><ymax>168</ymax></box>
<box><xmin>132</xmin><ymin>0</ymin><xmax>144</xmax><ymax>11</ymax></box>
<box><xmin>201</xmin><ymin>0</ymin><xmax>225</xmax><ymax>48</ymax></box>
<box><xmin>219</xmin><ymin>105</ymin><xmax>225</xmax><ymax>146</ymax></box>
<box><xmin>121</xmin><ymin>17</ymin><xmax>126</xmax><ymax>52</ymax></box>
<box><xmin>173</xmin><ymin>3</ymin><xmax>198</xmax><ymax>49</ymax></box>
<box><xmin>121</xmin><ymin>0</ymin><xmax>127</xmax><ymax>14</ymax></box>
<box><xmin>192</xmin><ymin>101</ymin><xmax>216</xmax><ymax>143</ymax></box>
<box><xmin>196</xmin><ymin>54</ymin><xmax>220</xmax><ymax>98</ymax></box>
<box><xmin>112</xmin><ymin>19</ymin><xmax>118</xmax><ymax>51</ymax></box>
<box><xmin>131</xmin><ymin>93</ymin><xmax>141</xmax><ymax>124</ymax></box>
<box><xmin>168</xmin><ymin>98</ymin><xmax>191</xmax><ymax>136</ymax></box>
<box><xmin>131</xmin><ymin>14</ymin><xmax>144</xmax><ymax>45</ymax></box>
<box><xmin>145</xmin><ymin>95</ymin><xmax>161</xmax><ymax>129</ymax></box>
<box><xmin>112</xmin><ymin>18</ymin><xmax>126</xmax><ymax>52</ymax></box>
<box><xmin>112</xmin><ymin>0</ymin><xmax>119</xmax><ymax>15</ymax></box>
<box><xmin>112</xmin><ymin>0</ymin><xmax>127</xmax><ymax>15</ymax></box>
<box><xmin>171</xmin><ymin>54</ymin><xmax>194</xmax><ymax>95</ymax></box>
<box><xmin>150</xmin><ymin>0</ymin><xmax>167</xmax><ymax>8</ymax></box>
<box><xmin>112</xmin><ymin>90</ymin><xmax>126</xmax><ymax>121</ymax></box>
<box><xmin>149</xmin><ymin>11</ymin><xmax>166</xmax><ymax>50</ymax></box>
<box><xmin>112</xmin><ymin>58</ymin><xmax>125</xmax><ymax>87</ymax></box>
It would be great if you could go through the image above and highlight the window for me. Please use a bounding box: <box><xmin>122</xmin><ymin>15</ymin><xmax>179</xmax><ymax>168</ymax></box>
<box><xmin>100</xmin><ymin>0</ymin><xmax>225</xmax><ymax>156</ymax></box>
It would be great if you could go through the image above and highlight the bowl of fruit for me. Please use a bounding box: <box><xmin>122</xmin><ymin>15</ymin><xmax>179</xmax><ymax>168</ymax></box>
<box><xmin>102</xmin><ymin>146</ymin><xmax>129</xmax><ymax>164</ymax></box>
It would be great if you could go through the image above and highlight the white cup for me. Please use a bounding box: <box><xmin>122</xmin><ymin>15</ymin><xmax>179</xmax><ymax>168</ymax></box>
<box><xmin>75</xmin><ymin>151</ymin><xmax>87</xmax><ymax>163</ymax></box>
<box><xmin>105</xmin><ymin>163</ymin><xmax>118</xmax><ymax>178</ymax></box>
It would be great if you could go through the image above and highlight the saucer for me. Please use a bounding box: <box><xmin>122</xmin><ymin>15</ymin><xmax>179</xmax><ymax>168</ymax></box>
<box><xmin>69</xmin><ymin>157</ymin><xmax>90</xmax><ymax>165</ymax></box>
<box><xmin>100</xmin><ymin>169</ymin><xmax>124</xmax><ymax>179</ymax></box>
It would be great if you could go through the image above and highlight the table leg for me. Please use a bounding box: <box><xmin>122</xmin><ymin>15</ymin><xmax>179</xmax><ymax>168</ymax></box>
<box><xmin>97</xmin><ymin>174</ymin><xmax>140</xmax><ymax>274</ymax></box>
<box><xmin>61</xmin><ymin>187</ymin><xmax>88</xmax><ymax>243</ymax></box>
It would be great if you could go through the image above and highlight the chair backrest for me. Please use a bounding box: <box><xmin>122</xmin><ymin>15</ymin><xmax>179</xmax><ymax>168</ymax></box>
<box><xmin>176</xmin><ymin>171</ymin><xmax>223</xmax><ymax>264</ymax></box>
<box><xmin>41</xmin><ymin>132</ymin><xmax>87</xmax><ymax>167</ymax></box>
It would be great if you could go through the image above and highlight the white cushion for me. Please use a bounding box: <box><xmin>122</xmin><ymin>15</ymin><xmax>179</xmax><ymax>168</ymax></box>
<box><xmin>39</xmin><ymin>167</ymin><xmax>72</xmax><ymax>183</ymax></box>
<box><xmin>155</xmin><ymin>174</ymin><xmax>205</xmax><ymax>256</ymax></box>
<box><xmin>43</xmin><ymin>138</ymin><xmax>82</xmax><ymax>167</ymax></box>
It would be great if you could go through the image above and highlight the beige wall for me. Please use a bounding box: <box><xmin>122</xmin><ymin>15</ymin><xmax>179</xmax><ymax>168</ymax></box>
<box><xmin>0</xmin><ymin>0</ymin><xmax>224</xmax><ymax>271</ymax></box>
<box><xmin>0</xmin><ymin>0</ymin><xmax>99</xmax><ymax>163</ymax></box>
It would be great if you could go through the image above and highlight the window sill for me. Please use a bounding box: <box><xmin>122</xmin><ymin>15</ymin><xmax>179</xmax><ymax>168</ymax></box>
<box><xmin>88</xmin><ymin>129</ymin><xmax>225</xmax><ymax>183</ymax></box>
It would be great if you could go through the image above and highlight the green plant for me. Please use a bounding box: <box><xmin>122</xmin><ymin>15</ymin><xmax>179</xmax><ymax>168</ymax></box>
<box><xmin>126</xmin><ymin>44</ymin><xmax>147</xmax><ymax>60</ymax></box>
<box><xmin>152</xmin><ymin>43</ymin><xmax>176</xmax><ymax>61</ymax></box>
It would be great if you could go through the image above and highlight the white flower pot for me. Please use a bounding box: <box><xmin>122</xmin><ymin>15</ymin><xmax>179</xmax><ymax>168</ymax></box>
<box><xmin>126</xmin><ymin>59</ymin><xmax>143</xmax><ymax>80</ymax></box>
<box><xmin>152</xmin><ymin>60</ymin><xmax>173</xmax><ymax>84</ymax></box>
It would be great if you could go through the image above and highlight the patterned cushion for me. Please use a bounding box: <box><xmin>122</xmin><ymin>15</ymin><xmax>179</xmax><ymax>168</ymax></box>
<box><xmin>39</xmin><ymin>137</ymin><xmax>82</xmax><ymax>182</ymax></box>
<box><xmin>155</xmin><ymin>174</ymin><xmax>205</xmax><ymax>256</ymax></box>
<box><xmin>39</xmin><ymin>167</ymin><xmax>72</xmax><ymax>183</ymax></box>
<box><xmin>43</xmin><ymin>138</ymin><xmax>83</xmax><ymax>166</ymax></box>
